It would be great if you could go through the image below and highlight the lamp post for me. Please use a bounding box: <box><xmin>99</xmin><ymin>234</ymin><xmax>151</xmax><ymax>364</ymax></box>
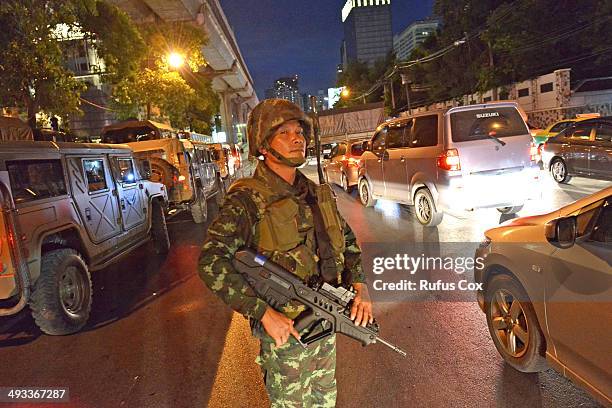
<box><xmin>167</xmin><ymin>52</ymin><xmax>185</xmax><ymax>70</ymax></box>
<box><xmin>341</xmin><ymin>87</ymin><xmax>366</xmax><ymax>104</ymax></box>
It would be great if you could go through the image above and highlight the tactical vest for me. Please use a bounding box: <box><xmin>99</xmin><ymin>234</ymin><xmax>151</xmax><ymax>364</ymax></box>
<box><xmin>229</xmin><ymin>177</ymin><xmax>346</xmax><ymax>318</ymax></box>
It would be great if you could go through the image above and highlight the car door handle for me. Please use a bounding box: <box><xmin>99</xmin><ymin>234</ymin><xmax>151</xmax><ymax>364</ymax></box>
<box><xmin>120</xmin><ymin>199</ymin><xmax>126</xmax><ymax>210</ymax></box>
<box><xmin>85</xmin><ymin>208</ymin><xmax>92</xmax><ymax>221</ymax></box>
<box><xmin>400</xmin><ymin>156</ymin><xmax>406</xmax><ymax>163</ymax></box>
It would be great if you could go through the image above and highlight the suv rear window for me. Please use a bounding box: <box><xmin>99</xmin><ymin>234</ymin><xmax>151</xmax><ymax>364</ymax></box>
<box><xmin>450</xmin><ymin>107</ymin><xmax>528</xmax><ymax>142</ymax></box>
<box><xmin>6</xmin><ymin>159</ymin><xmax>67</xmax><ymax>204</ymax></box>
<box><xmin>350</xmin><ymin>143</ymin><xmax>364</xmax><ymax>156</ymax></box>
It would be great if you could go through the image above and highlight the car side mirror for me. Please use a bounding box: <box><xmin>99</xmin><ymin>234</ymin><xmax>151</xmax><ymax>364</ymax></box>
<box><xmin>545</xmin><ymin>216</ymin><xmax>577</xmax><ymax>248</ymax></box>
<box><xmin>362</xmin><ymin>141</ymin><xmax>370</xmax><ymax>151</ymax></box>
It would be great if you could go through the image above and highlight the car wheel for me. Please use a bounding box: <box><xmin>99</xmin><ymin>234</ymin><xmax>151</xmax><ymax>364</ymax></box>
<box><xmin>151</xmin><ymin>201</ymin><xmax>170</xmax><ymax>254</ymax></box>
<box><xmin>359</xmin><ymin>178</ymin><xmax>376</xmax><ymax>207</ymax></box>
<box><xmin>485</xmin><ymin>274</ymin><xmax>547</xmax><ymax>373</ymax></box>
<box><xmin>191</xmin><ymin>188</ymin><xmax>208</xmax><ymax>224</ymax></box>
<box><xmin>414</xmin><ymin>188</ymin><xmax>443</xmax><ymax>226</ymax></box>
<box><xmin>550</xmin><ymin>158</ymin><xmax>571</xmax><ymax>184</ymax></box>
<box><xmin>497</xmin><ymin>205</ymin><xmax>524</xmax><ymax>215</ymax></box>
<box><xmin>341</xmin><ymin>173</ymin><xmax>354</xmax><ymax>193</ymax></box>
<box><xmin>29</xmin><ymin>249</ymin><xmax>92</xmax><ymax>335</ymax></box>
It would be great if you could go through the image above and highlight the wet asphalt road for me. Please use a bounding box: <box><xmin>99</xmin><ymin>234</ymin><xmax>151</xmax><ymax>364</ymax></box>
<box><xmin>0</xmin><ymin>167</ymin><xmax>609</xmax><ymax>408</ymax></box>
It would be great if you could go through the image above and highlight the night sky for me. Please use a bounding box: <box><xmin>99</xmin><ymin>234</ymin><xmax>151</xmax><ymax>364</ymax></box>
<box><xmin>218</xmin><ymin>0</ymin><xmax>434</xmax><ymax>99</ymax></box>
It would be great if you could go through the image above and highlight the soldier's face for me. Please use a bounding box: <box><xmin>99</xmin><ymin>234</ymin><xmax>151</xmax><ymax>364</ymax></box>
<box><xmin>265</xmin><ymin>120</ymin><xmax>306</xmax><ymax>161</ymax></box>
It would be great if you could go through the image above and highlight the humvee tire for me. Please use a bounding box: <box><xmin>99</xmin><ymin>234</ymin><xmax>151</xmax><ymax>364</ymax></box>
<box><xmin>151</xmin><ymin>200</ymin><xmax>170</xmax><ymax>254</ymax></box>
<box><xmin>30</xmin><ymin>249</ymin><xmax>92</xmax><ymax>335</ymax></box>
<box><xmin>215</xmin><ymin>176</ymin><xmax>226</xmax><ymax>206</ymax></box>
<box><xmin>191</xmin><ymin>188</ymin><xmax>208</xmax><ymax>224</ymax></box>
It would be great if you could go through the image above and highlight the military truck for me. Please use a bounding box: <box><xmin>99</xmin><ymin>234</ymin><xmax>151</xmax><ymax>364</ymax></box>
<box><xmin>0</xmin><ymin>141</ymin><xmax>170</xmax><ymax>335</ymax></box>
<box><xmin>101</xmin><ymin>120</ymin><xmax>223</xmax><ymax>223</ymax></box>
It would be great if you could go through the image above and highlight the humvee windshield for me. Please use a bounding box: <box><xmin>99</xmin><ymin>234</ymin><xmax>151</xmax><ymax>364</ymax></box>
<box><xmin>6</xmin><ymin>159</ymin><xmax>67</xmax><ymax>203</ymax></box>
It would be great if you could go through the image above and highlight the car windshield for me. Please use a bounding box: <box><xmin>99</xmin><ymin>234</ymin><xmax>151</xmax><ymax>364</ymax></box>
<box><xmin>549</xmin><ymin>121</ymin><xmax>573</xmax><ymax>133</ymax></box>
<box><xmin>450</xmin><ymin>107</ymin><xmax>528</xmax><ymax>142</ymax></box>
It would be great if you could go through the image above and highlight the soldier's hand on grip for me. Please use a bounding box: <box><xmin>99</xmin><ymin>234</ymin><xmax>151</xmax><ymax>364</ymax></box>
<box><xmin>261</xmin><ymin>306</ymin><xmax>301</xmax><ymax>347</ymax></box>
<box><xmin>350</xmin><ymin>283</ymin><xmax>374</xmax><ymax>327</ymax></box>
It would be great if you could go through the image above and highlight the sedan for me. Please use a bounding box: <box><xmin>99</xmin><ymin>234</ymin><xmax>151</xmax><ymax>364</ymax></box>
<box><xmin>475</xmin><ymin>186</ymin><xmax>611</xmax><ymax>407</ymax></box>
<box><xmin>542</xmin><ymin>116</ymin><xmax>612</xmax><ymax>183</ymax></box>
<box><xmin>323</xmin><ymin>141</ymin><xmax>365</xmax><ymax>192</ymax></box>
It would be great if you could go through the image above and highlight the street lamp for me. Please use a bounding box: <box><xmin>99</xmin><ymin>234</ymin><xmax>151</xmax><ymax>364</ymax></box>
<box><xmin>341</xmin><ymin>88</ymin><xmax>350</xmax><ymax>98</ymax></box>
<box><xmin>168</xmin><ymin>52</ymin><xmax>185</xmax><ymax>69</ymax></box>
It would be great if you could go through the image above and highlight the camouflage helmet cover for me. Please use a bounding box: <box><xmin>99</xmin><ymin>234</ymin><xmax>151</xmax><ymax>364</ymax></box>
<box><xmin>246</xmin><ymin>99</ymin><xmax>312</xmax><ymax>157</ymax></box>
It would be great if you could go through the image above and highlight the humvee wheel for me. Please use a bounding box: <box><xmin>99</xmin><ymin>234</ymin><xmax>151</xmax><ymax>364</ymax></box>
<box><xmin>191</xmin><ymin>188</ymin><xmax>208</xmax><ymax>224</ymax></box>
<box><xmin>151</xmin><ymin>201</ymin><xmax>170</xmax><ymax>254</ymax></box>
<box><xmin>30</xmin><ymin>249</ymin><xmax>92</xmax><ymax>335</ymax></box>
<box><xmin>215</xmin><ymin>176</ymin><xmax>226</xmax><ymax>206</ymax></box>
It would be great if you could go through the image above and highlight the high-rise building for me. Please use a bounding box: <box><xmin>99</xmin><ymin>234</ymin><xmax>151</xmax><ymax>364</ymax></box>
<box><xmin>393</xmin><ymin>19</ymin><xmax>439</xmax><ymax>61</ymax></box>
<box><xmin>341</xmin><ymin>0</ymin><xmax>393</xmax><ymax>67</ymax></box>
<box><xmin>266</xmin><ymin>75</ymin><xmax>302</xmax><ymax>108</ymax></box>
<box><xmin>55</xmin><ymin>24</ymin><xmax>115</xmax><ymax>137</ymax></box>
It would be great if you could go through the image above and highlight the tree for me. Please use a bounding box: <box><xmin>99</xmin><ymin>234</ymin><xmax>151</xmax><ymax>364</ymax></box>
<box><xmin>0</xmin><ymin>0</ymin><xmax>143</xmax><ymax>127</ymax></box>
<box><xmin>404</xmin><ymin>0</ymin><xmax>612</xmax><ymax>107</ymax></box>
<box><xmin>335</xmin><ymin>53</ymin><xmax>394</xmax><ymax>109</ymax></box>
<box><xmin>112</xmin><ymin>21</ymin><xmax>219</xmax><ymax>130</ymax></box>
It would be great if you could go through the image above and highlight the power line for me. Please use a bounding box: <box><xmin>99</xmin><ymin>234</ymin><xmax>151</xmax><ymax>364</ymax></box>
<box><xmin>345</xmin><ymin>4</ymin><xmax>609</xmax><ymax>104</ymax></box>
<box><xmin>79</xmin><ymin>97</ymin><xmax>116</xmax><ymax>112</ymax></box>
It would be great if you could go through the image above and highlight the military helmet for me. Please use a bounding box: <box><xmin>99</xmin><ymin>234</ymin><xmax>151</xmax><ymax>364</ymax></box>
<box><xmin>246</xmin><ymin>99</ymin><xmax>312</xmax><ymax>157</ymax></box>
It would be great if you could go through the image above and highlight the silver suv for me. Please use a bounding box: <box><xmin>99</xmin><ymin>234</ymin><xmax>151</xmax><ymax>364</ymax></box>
<box><xmin>358</xmin><ymin>102</ymin><xmax>541</xmax><ymax>226</ymax></box>
<box><xmin>0</xmin><ymin>141</ymin><xmax>169</xmax><ymax>335</ymax></box>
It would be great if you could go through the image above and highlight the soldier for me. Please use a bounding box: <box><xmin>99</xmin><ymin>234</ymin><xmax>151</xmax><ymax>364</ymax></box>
<box><xmin>198</xmin><ymin>99</ymin><xmax>373</xmax><ymax>407</ymax></box>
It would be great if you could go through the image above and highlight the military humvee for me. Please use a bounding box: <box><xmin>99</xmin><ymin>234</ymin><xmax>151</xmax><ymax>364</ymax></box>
<box><xmin>0</xmin><ymin>141</ymin><xmax>170</xmax><ymax>335</ymax></box>
<box><xmin>101</xmin><ymin>120</ymin><xmax>223</xmax><ymax>224</ymax></box>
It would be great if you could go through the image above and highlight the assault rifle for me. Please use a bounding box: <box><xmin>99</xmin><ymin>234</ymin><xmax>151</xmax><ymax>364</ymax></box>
<box><xmin>233</xmin><ymin>248</ymin><xmax>407</xmax><ymax>357</ymax></box>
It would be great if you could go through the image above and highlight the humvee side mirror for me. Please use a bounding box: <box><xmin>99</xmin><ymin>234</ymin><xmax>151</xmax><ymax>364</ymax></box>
<box><xmin>139</xmin><ymin>159</ymin><xmax>152</xmax><ymax>180</ymax></box>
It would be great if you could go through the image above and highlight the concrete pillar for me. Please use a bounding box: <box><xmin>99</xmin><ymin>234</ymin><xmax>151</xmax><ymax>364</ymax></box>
<box><xmin>219</xmin><ymin>91</ymin><xmax>234</xmax><ymax>143</ymax></box>
<box><xmin>554</xmin><ymin>68</ymin><xmax>571</xmax><ymax>108</ymax></box>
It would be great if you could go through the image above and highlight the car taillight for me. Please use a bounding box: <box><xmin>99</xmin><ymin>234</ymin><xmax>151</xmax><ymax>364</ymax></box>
<box><xmin>437</xmin><ymin>149</ymin><xmax>461</xmax><ymax>171</ymax></box>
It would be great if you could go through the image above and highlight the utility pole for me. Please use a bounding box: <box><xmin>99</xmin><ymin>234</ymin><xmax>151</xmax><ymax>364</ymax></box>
<box><xmin>401</xmin><ymin>73</ymin><xmax>412</xmax><ymax>115</ymax></box>
<box><xmin>389</xmin><ymin>79</ymin><xmax>396</xmax><ymax>111</ymax></box>
<box><xmin>487</xmin><ymin>40</ymin><xmax>498</xmax><ymax>101</ymax></box>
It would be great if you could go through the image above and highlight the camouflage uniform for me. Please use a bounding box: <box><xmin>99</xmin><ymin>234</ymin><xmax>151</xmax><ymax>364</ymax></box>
<box><xmin>198</xmin><ymin>99</ymin><xmax>365</xmax><ymax>408</ymax></box>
